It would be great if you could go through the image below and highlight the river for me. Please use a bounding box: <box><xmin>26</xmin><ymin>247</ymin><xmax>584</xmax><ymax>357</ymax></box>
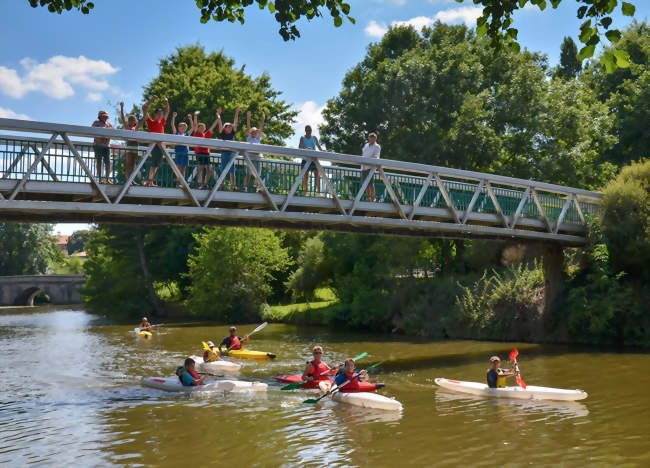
<box><xmin>1</xmin><ymin>306</ymin><xmax>648</xmax><ymax>467</ymax></box>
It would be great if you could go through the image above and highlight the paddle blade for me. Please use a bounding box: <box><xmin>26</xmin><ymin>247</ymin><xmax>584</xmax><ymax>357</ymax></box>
<box><xmin>251</xmin><ymin>322</ymin><xmax>268</xmax><ymax>334</ymax></box>
<box><xmin>509</xmin><ymin>349</ymin><xmax>519</xmax><ymax>362</ymax></box>
<box><xmin>366</xmin><ymin>358</ymin><xmax>389</xmax><ymax>372</ymax></box>
<box><xmin>352</xmin><ymin>352</ymin><xmax>368</xmax><ymax>361</ymax></box>
<box><xmin>202</xmin><ymin>341</ymin><xmax>211</xmax><ymax>351</ymax></box>
<box><xmin>281</xmin><ymin>382</ymin><xmax>305</xmax><ymax>391</ymax></box>
<box><xmin>303</xmin><ymin>398</ymin><xmax>321</xmax><ymax>404</ymax></box>
<box><xmin>516</xmin><ymin>374</ymin><xmax>527</xmax><ymax>389</ymax></box>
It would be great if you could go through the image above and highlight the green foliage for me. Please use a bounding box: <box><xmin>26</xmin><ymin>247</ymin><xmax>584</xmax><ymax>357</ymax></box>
<box><xmin>28</xmin><ymin>0</ymin><xmax>354</xmax><ymax>41</ymax></box>
<box><xmin>459</xmin><ymin>0</ymin><xmax>637</xmax><ymax>71</ymax></box>
<box><xmin>555</xmin><ymin>36</ymin><xmax>582</xmax><ymax>79</ymax></box>
<box><xmin>186</xmin><ymin>227</ymin><xmax>291</xmax><ymax>322</ymax></box>
<box><xmin>66</xmin><ymin>229</ymin><xmax>92</xmax><ymax>254</ymax></box>
<box><xmin>0</xmin><ymin>223</ymin><xmax>64</xmax><ymax>275</ymax></box>
<box><xmin>285</xmin><ymin>236</ymin><xmax>329</xmax><ymax>301</ymax></box>
<box><xmin>142</xmin><ymin>45</ymin><xmax>296</xmax><ymax>146</ymax></box>
<box><xmin>54</xmin><ymin>255</ymin><xmax>85</xmax><ymax>275</ymax></box>
<box><xmin>321</xmin><ymin>23</ymin><xmax>616</xmax><ymax>189</ymax></box>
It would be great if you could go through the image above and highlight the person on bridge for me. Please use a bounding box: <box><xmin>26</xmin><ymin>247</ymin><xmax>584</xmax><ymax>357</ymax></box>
<box><xmin>171</xmin><ymin>111</ymin><xmax>195</xmax><ymax>183</ymax></box>
<box><xmin>218</xmin><ymin>326</ymin><xmax>248</xmax><ymax>352</ymax></box>
<box><xmin>217</xmin><ymin>106</ymin><xmax>241</xmax><ymax>191</ymax></box>
<box><xmin>91</xmin><ymin>110</ymin><xmax>114</xmax><ymax>184</ymax></box>
<box><xmin>119</xmin><ymin>102</ymin><xmax>146</xmax><ymax>185</ymax></box>
<box><xmin>299</xmin><ymin>125</ymin><xmax>325</xmax><ymax>195</ymax></box>
<box><xmin>486</xmin><ymin>355</ymin><xmax>517</xmax><ymax>388</ymax></box>
<box><xmin>192</xmin><ymin>110</ymin><xmax>219</xmax><ymax>189</ymax></box>
<box><xmin>333</xmin><ymin>358</ymin><xmax>368</xmax><ymax>392</ymax></box>
<box><xmin>139</xmin><ymin>317</ymin><xmax>152</xmax><ymax>332</ymax></box>
<box><xmin>178</xmin><ymin>358</ymin><xmax>204</xmax><ymax>386</ymax></box>
<box><xmin>361</xmin><ymin>132</ymin><xmax>381</xmax><ymax>202</ymax></box>
<box><xmin>203</xmin><ymin>341</ymin><xmax>220</xmax><ymax>362</ymax></box>
<box><xmin>302</xmin><ymin>346</ymin><xmax>331</xmax><ymax>383</ymax></box>
<box><xmin>243</xmin><ymin>110</ymin><xmax>266</xmax><ymax>191</ymax></box>
<box><xmin>142</xmin><ymin>95</ymin><xmax>170</xmax><ymax>187</ymax></box>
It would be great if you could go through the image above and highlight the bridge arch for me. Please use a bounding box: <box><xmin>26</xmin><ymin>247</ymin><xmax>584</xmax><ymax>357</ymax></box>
<box><xmin>0</xmin><ymin>275</ymin><xmax>84</xmax><ymax>306</ymax></box>
<box><xmin>13</xmin><ymin>287</ymin><xmax>50</xmax><ymax>306</ymax></box>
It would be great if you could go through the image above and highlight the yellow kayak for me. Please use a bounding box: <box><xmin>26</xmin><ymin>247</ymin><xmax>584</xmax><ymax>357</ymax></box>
<box><xmin>138</xmin><ymin>330</ymin><xmax>152</xmax><ymax>337</ymax></box>
<box><xmin>223</xmin><ymin>349</ymin><xmax>276</xmax><ymax>360</ymax></box>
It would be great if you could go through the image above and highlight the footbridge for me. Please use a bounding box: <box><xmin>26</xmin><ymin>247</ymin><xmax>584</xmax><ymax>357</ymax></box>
<box><xmin>0</xmin><ymin>275</ymin><xmax>85</xmax><ymax>306</ymax></box>
<box><xmin>0</xmin><ymin>118</ymin><xmax>602</xmax><ymax>245</ymax></box>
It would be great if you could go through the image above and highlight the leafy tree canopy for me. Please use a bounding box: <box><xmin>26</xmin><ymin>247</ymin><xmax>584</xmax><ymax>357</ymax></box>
<box><xmin>554</xmin><ymin>36</ymin><xmax>582</xmax><ymax>79</ymax></box>
<box><xmin>0</xmin><ymin>223</ymin><xmax>64</xmax><ymax>276</ymax></box>
<box><xmin>27</xmin><ymin>0</ymin><xmax>354</xmax><ymax>40</ymax></box>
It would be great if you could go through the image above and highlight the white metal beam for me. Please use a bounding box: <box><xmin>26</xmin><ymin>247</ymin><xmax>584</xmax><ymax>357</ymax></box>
<box><xmin>60</xmin><ymin>132</ymin><xmax>111</xmax><ymax>204</ymax></box>
<box><xmin>378</xmin><ymin>168</ymin><xmax>406</xmax><ymax>219</ymax></box>
<box><xmin>113</xmin><ymin>143</ymin><xmax>154</xmax><ymax>204</ymax></box>
<box><xmin>409</xmin><ymin>172</ymin><xmax>434</xmax><ymax>221</ymax></box>
<box><xmin>461</xmin><ymin>179</ymin><xmax>485</xmax><ymax>225</ymax></box>
<box><xmin>8</xmin><ymin>133</ymin><xmax>58</xmax><ymax>200</ymax></box>
<box><xmin>203</xmin><ymin>153</ymin><xmax>238</xmax><ymax>208</ymax></box>
<box><xmin>349</xmin><ymin>167</ymin><xmax>376</xmax><ymax>216</ymax></box>
<box><xmin>510</xmin><ymin>186</ymin><xmax>531</xmax><ymax>230</ymax></box>
<box><xmin>433</xmin><ymin>173</ymin><xmax>460</xmax><ymax>224</ymax></box>
<box><xmin>313</xmin><ymin>159</ymin><xmax>346</xmax><ymax>215</ymax></box>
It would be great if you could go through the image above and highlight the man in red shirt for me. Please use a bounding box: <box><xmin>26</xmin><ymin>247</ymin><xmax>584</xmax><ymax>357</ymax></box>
<box><xmin>141</xmin><ymin>95</ymin><xmax>170</xmax><ymax>186</ymax></box>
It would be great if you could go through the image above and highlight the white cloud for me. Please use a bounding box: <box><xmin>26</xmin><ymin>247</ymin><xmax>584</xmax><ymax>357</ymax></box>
<box><xmin>0</xmin><ymin>55</ymin><xmax>119</xmax><ymax>100</ymax></box>
<box><xmin>365</xmin><ymin>20</ymin><xmax>388</xmax><ymax>38</ymax></box>
<box><xmin>0</xmin><ymin>107</ymin><xmax>30</xmax><ymax>120</ymax></box>
<box><xmin>86</xmin><ymin>92</ymin><xmax>103</xmax><ymax>102</ymax></box>
<box><xmin>293</xmin><ymin>101</ymin><xmax>326</xmax><ymax>134</ymax></box>
<box><xmin>392</xmin><ymin>15</ymin><xmax>436</xmax><ymax>30</ymax></box>
<box><xmin>432</xmin><ymin>6</ymin><xmax>482</xmax><ymax>26</ymax></box>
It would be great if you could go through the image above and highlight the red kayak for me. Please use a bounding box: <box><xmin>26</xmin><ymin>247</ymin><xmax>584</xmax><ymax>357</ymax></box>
<box><xmin>274</xmin><ymin>374</ymin><xmax>384</xmax><ymax>392</ymax></box>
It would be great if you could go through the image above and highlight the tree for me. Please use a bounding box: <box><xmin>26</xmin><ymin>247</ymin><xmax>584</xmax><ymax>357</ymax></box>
<box><xmin>27</xmin><ymin>0</ymin><xmax>355</xmax><ymax>41</ymax></box>
<box><xmin>142</xmin><ymin>45</ymin><xmax>296</xmax><ymax>145</ymax></box>
<box><xmin>459</xmin><ymin>0</ymin><xmax>637</xmax><ymax>71</ymax></box>
<box><xmin>285</xmin><ymin>236</ymin><xmax>328</xmax><ymax>301</ymax></box>
<box><xmin>0</xmin><ymin>223</ymin><xmax>64</xmax><ymax>276</ymax></box>
<box><xmin>554</xmin><ymin>36</ymin><xmax>582</xmax><ymax>79</ymax></box>
<box><xmin>186</xmin><ymin>227</ymin><xmax>291</xmax><ymax>322</ymax></box>
<box><xmin>67</xmin><ymin>229</ymin><xmax>92</xmax><ymax>254</ymax></box>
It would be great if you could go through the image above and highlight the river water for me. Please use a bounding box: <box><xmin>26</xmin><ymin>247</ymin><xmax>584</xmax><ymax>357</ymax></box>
<box><xmin>0</xmin><ymin>306</ymin><xmax>649</xmax><ymax>467</ymax></box>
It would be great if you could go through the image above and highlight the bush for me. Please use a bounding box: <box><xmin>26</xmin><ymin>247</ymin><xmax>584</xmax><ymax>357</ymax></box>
<box><xmin>285</xmin><ymin>236</ymin><xmax>329</xmax><ymax>301</ymax></box>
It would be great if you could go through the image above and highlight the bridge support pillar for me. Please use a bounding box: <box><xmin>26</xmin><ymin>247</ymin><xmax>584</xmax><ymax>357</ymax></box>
<box><xmin>542</xmin><ymin>243</ymin><xmax>564</xmax><ymax>318</ymax></box>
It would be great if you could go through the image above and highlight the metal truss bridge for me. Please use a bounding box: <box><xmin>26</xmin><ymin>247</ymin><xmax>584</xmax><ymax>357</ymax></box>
<box><xmin>0</xmin><ymin>118</ymin><xmax>602</xmax><ymax>245</ymax></box>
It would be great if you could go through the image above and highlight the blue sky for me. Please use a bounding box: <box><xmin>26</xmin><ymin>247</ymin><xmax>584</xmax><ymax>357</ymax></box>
<box><xmin>1</xmin><ymin>0</ymin><xmax>647</xmax><ymax>235</ymax></box>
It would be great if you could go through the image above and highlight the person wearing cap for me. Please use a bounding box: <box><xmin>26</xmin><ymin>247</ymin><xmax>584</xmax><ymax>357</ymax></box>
<box><xmin>361</xmin><ymin>132</ymin><xmax>381</xmax><ymax>202</ymax></box>
<box><xmin>141</xmin><ymin>95</ymin><xmax>170</xmax><ymax>187</ymax></box>
<box><xmin>139</xmin><ymin>317</ymin><xmax>152</xmax><ymax>332</ymax></box>
<box><xmin>202</xmin><ymin>340</ymin><xmax>220</xmax><ymax>362</ymax></box>
<box><xmin>302</xmin><ymin>346</ymin><xmax>331</xmax><ymax>383</ymax></box>
<box><xmin>487</xmin><ymin>355</ymin><xmax>516</xmax><ymax>388</ymax></box>
<box><xmin>91</xmin><ymin>110</ymin><xmax>114</xmax><ymax>184</ymax></box>
<box><xmin>216</xmin><ymin>106</ymin><xmax>241</xmax><ymax>191</ymax></box>
<box><xmin>243</xmin><ymin>110</ymin><xmax>266</xmax><ymax>191</ymax></box>
<box><xmin>218</xmin><ymin>326</ymin><xmax>248</xmax><ymax>352</ymax></box>
<box><xmin>298</xmin><ymin>125</ymin><xmax>326</xmax><ymax>195</ymax></box>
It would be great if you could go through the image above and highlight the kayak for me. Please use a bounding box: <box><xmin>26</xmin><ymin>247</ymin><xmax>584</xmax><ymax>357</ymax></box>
<box><xmin>434</xmin><ymin>378</ymin><xmax>588</xmax><ymax>401</ymax></box>
<box><xmin>141</xmin><ymin>376</ymin><xmax>267</xmax><ymax>393</ymax></box>
<box><xmin>222</xmin><ymin>349</ymin><xmax>276</xmax><ymax>360</ymax></box>
<box><xmin>318</xmin><ymin>381</ymin><xmax>402</xmax><ymax>411</ymax></box>
<box><xmin>275</xmin><ymin>374</ymin><xmax>384</xmax><ymax>392</ymax></box>
<box><xmin>189</xmin><ymin>355</ymin><xmax>241</xmax><ymax>374</ymax></box>
<box><xmin>134</xmin><ymin>327</ymin><xmax>152</xmax><ymax>337</ymax></box>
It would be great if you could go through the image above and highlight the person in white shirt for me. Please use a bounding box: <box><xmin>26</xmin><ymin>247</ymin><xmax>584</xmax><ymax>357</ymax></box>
<box><xmin>361</xmin><ymin>132</ymin><xmax>381</xmax><ymax>202</ymax></box>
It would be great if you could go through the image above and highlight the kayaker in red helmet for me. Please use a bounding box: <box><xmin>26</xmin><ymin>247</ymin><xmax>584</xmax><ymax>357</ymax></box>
<box><xmin>487</xmin><ymin>356</ymin><xmax>517</xmax><ymax>388</ymax></box>
<box><xmin>333</xmin><ymin>358</ymin><xmax>368</xmax><ymax>392</ymax></box>
<box><xmin>218</xmin><ymin>326</ymin><xmax>248</xmax><ymax>353</ymax></box>
<box><xmin>302</xmin><ymin>346</ymin><xmax>331</xmax><ymax>383</ymax></box>
<box><xmin>179</xmin><ymin>358</ymin><xmax>204</xmax><ymax>386</ymax></box>
<box><xmin>139</xmin><ymin>317</ymin><xmax>152</xmax><ymax>332</ymax></box>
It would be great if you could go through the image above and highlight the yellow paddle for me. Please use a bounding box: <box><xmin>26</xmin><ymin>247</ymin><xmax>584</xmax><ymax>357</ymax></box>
<box><xmin>202</xmin><ymin>341</ymin><xmax>220</xmax><ymax>361</ymax></box>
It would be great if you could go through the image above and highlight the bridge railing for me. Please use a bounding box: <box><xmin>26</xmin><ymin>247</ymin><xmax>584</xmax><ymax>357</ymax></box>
<box><xmin>0</xmin><ymin>118</ymin><xmax>602</xmax><ymax>243</ymax></box>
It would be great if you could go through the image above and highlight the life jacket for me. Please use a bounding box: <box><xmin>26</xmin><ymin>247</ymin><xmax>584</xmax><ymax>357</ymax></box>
<box><xmin>339</xmin><ymin>371</ymin><xmax>361</xmax><ymax>392</ymax></box>
<box><xmin>188</xmin><ymin>369</ymin><xmax>203</xmax><ymax>385</ymax></box>
<box><xmin>308</xmin><ymin>360</ymin><xmax>330</xmax><ymax>382</ymax></box>
<box><xmin>229</xmin><ymin>335</ymin><xmax>242</xmax><ymax>350</ymax></box>
<box><xmin>487</xmin><ymin>368</ymin><xmax>506</xmax><ymax>388</ymax></box>
<box><xmin>203</xmin><ymin>349</ymin><xmax>219</xmax><ymax>362</ymax></box>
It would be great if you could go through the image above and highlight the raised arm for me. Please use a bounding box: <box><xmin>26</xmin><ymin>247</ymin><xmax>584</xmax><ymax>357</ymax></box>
<box><xmin>171</xmin><ymin>112</ymin><xmax>177</xmax><ymax>134</ymax></box>
<box><xmin>142</xmin><ymin>96</ymin><xmax>155</xmax><ymax>119</ymax></box>
<box><xmin>246</xmin><ymin>110</ymin><xmax>251</xmax><ymax>134</ymax></box>
<box><xmin>233</xmin><ymin>106</ymin><xmax>241</xmax><ymax>131</ymax></box>
<box><xmin>216</xmin><ymin>107</ymin><xmax>223</xmax><ymax>134</ymax></box>
<box><xmin>162</xmin><ymin>96</ymin><xmax>170</xmax><ymax>120</ymax></box>
<box><xmin>258</xmin><ymin>112</ymin><xmax>266</xmax><ymax>134</ymax></box>
<box><xmin>187</xmin><ymin>114</ymin><xmax>195</xmax><ymax>134</ymax></box>
<box><xmin>208</xmin><ymin>112</ymin><xmax>219</xmax><ymax>133</ymax></box>
<box><xmin>119</xmin><ymin>102</ymin><xmax>127</xmax><ymax>127</ymax></box>
<box><xmin>193</xmin><ymin>110</ymin><xmax>200</xmax><ymax>132</ymax></box>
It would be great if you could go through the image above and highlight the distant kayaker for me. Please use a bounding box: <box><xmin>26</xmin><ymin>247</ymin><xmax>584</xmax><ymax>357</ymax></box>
<box><xmin>178</xmin><ymin>358</ymin><xmax>204</xmax><ymax>386</ymax></box>
<box><xmin>333</xmin><ymin>358</ymin><xmax>368</xmax><ymax>392</ymax></box>
<box><xmin>219</xmin><ymin>326</ymin><xmax>248</xmax><ymax>352</ymax></box>
<box><xmin>139</xmin><ymin>317</ymin><xmax>152</xmax><ymax>332</ymax></box>
<box><xmin>203</xmin><ymin>341</ymin><xmax>220</xmax><ymax>362</ymax></box>
<box><xmin>302</xmin><ymin>346</ymin><xmax>331</xmax><ymax>383</ymax></box>
<box><xmin>487</xmin><ymin>355</ymin><xmax>517</xmax><ymax>388</ymax></box>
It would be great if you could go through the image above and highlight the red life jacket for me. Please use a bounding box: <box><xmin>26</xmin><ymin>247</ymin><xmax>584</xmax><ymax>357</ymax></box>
<box><xmin>308</xmin><ymin>361</ymin><xmax>330</xmax><ymax>382</ymax></box>
<box><xmin>189</xmin><ymin>369</ymin><xmax>203</xmax><ymax>385</ymax></box>
<box><xmin>339</xmin><ymin>371</ymin><xmax>361</xmax><ymax>392</ymax></box>
<box><xmin>229</xmin><ymin>335</ymin><xmax>242</xmax><ymax>350</ymax></box>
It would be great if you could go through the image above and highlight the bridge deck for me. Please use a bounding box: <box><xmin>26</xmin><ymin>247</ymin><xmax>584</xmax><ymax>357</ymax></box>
<box><xmin>0</xmin><ymin>119</ymin><xmax>602</xmax><ymax>245</ymax></box>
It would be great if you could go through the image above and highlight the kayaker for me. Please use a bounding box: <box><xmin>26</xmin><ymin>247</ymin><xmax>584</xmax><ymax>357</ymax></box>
<box><xmin>219</xmin><ymin>326</ymin><xmax>248</xmax><ymax>352</ymax></box>
<box><xmin>487</xmin><ymin>355</ymin><xmax>517</xmax><ymax>388</ymax></box>
<box><xmin>179</xmin><ymin>358</ymin><xmax>204</xmax><ymax>386</ymax></box>
<box><xmin>203</xmin><ymin>341</ymin><xmax>220</xmax><ymax>362</ymax></box>
<box><xmin>333</xmin><ymin>358</ymin><xmax>368</xmax><ymax>392</ymax></box>
<box><xmin>302</xmin><ymin>346</ymin><xmax>331</xmax><ymax>383</ymax></box>
<box><xmin>139</xmin><ymin>317</ymin><xmax>152</xmax><ymax>332</ymax></box>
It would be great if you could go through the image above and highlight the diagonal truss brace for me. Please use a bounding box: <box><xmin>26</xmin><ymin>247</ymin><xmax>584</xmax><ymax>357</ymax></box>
<box><xmin>408</xmin><ymin>172</ymin><xmax>434</xmax><ymax>221</ymax></box>
<box><xmin>159</xmin><ymin>145</ymin><xmax>200</xmax><ymax>207</ymax></box>
<box><xmin>242</xmin><ymin>154</ymin><xmax>279</xmax><ymax>211</ymax></box>
<box><xmin>433</xmin><ymin>173</ymin><xmax>460</xmax><ymax>224</ymax></box>
<box><xmin>531</xmin><ymin>188</ymin><xmax>553</xmax><ymax>233</ymax></box>
<box><xmin>573</xmin><ymin>197</ymin><xmax>586</xmax><ymax>225</ymax></box>
<box><xmin>114</xmin><ymin>143</ymin><xmax>155</xmax><ymax>204</ymax></box>
<box><xmin>349</xmin><ymin>166</ymin><xmax>376</xmax><ymax>216</ymax></box>
<box><xmin>281</xmin><ymin>158</ymin><xmax>312</xmax><ymax>212</ymax></box>
<box><xmin>510</xmin><ymin>186</ymin><xmax>531</xmax><ymax>230</ymax></box>
<box><xmin>313</xmin><ymin>159</ymin><xmax>346</xmax><ymax>215</ymax></box>
<box><xmin>8</xmin><ymin>133</ymin><xmax>58</xmax><ymax>200</ymax></box>
<box><xmin>203</xmin><ymin>153</ymin><xmax>238</xmax><ymax>208</ymax></box>
<box><xmin>553</xmin><ymin>193</ymin><xmax>574</xmax><ymax>234</ymax></box>
<box><xmin>60</xmin><ymin>133</ymin><xmax>111</xmax><ymax>204</ymax></box>
<box><xmin>485</xmin><ymin>181</ymin><xmax>509</xmax><ymax>228</ymax></box>
<box><xmin>378</xmin><ymin>168</ymin><xmax>406</xmax><ymax>219</ymax></box>
<box><xmin>461</xmin><ymin>179</ymin><xmax>485</xmax><ymax>225</ymax></box>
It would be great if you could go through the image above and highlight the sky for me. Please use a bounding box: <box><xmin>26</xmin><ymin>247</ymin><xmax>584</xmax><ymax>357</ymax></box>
<box><xmin>1</xmin><ymin>0</ymin><xmax>647</xmax><ymax>235</ymax></box>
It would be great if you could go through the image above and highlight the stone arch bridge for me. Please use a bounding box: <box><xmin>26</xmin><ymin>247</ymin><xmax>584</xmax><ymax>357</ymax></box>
<box><xmin>0</xmin><ymin>275</ymin><xmax>85</xmax><ymax>306</ymax></box>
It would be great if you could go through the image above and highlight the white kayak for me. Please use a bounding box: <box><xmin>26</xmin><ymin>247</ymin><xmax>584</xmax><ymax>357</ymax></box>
<box><xmin>318</xmin><ymin>381</ymin><xmax>402</xmax><ymax>411</ymax></box>
<box><xmin>189</xmin><ymin>355</ymin><xmax>241</xmax><ymax>374</ymax></box>
<box><xmin>435</xmin><ymin>378</ymin><xmax>588</xmax><ymax>401</ymax></box>
<box><xmin>141</xmin><ymin>376</ymin><xmax>267</xmax><ymax>393</ymax></box>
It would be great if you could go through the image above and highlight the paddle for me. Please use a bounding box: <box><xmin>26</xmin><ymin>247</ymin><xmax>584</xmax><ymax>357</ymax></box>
<box><xmin>281</xmin><ymin>351</ymin><xmax>369</xmax><ymax>390</ymax></box>
<box><xmin>225</xmin><ymin>322</ymin><xmax>268</xmax><ymax>352</ymax></box>
<box><xmin>509</xmin><ymin>349</ymin><xmax>527</xmax><ymax>389</ymax></box>
<box><xmin>202</xmin><ymin>341</ymin><xmax>220</xmax><ymax>361</ymax></box>
<box><xmin>303</xmin><ymin>358</ymin><xmax>389</xmax><ymax>404</ymax></box>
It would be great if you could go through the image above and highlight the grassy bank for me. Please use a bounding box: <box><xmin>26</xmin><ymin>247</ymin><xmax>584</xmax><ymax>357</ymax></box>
<box><xmin>262</xmin><ymin>288</ymin><xmax>338</xmax><ymax>326</ymax></box>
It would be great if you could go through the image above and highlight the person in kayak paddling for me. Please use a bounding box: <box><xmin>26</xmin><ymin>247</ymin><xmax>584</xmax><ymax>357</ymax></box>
<box><xmin>218</xmin><ymin>326</ymin><xmax>248</xmax><ymax>352</ymax></box>
<box><xmin>487</xmin><ymin>355</ymin><xmax>517</xmax><ymax>388</ymax></box>
<box><xmin>178</xmin><ymin>358</ymin><xmax>204</xmax><ymax>386</ymax></box>
<box><xmin>139</xmin><ymin>317</ymin><xmax>152</xmax><ymax>332</ymax></box>
<box><xmin>333</xmin><ymin>358</ymin><xmax>368</xmax><ymax>392</ymax></box>
<box><xmin>203</xmin><ymin>341</ymin><xmax>220</xmax><ymax>362</ymax></box>
<box><xmin>302</xmin><ymin>346</ymin><xmax>331</xmax><ymax>383</ymax></box>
